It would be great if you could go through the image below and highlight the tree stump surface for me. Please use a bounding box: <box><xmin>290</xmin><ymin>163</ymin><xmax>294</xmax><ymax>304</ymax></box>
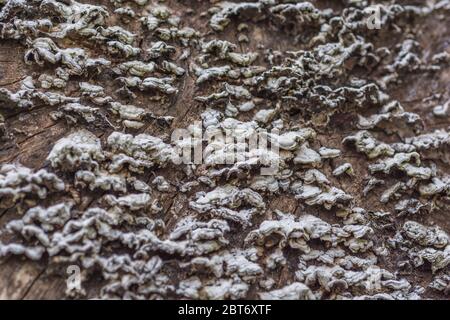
<box><xmin>0</xmin><ymin>0</ymin><xmax>449</xmax><ymax>300</ymax></box>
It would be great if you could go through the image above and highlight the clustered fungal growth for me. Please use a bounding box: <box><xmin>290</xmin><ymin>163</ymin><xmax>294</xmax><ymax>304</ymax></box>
<box><xmin>0</xmin><ymin>0</ymin><xmax>449</xmax><ymax>300</ymax></box>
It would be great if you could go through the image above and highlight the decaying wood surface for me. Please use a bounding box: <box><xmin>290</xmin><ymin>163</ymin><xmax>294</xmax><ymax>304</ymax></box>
<box><xmin>0</xmin><ymin>0</ymin><xmax>449</xmax><ymax>300</ymax></box>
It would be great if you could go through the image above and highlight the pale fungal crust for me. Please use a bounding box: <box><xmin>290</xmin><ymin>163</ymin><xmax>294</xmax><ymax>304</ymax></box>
<box><xmin>333</xmin><ymin>163</ymin><xmax>354</xmax><ymax>177</ymax></box>
<box><xmin>106</xmin><ymin>131</ymin><xmax>177</xmax><ymax>171</ymax></box>
<box><xmin>387</xmin><ymin>221</ymin><xmax>450</xmax><ymax>273</ymax></box>
<box><xmin>189</xmin><ymin>185</ymin><xmax>264</xmax><ymax>227</ymax></box>
<box><xmin>0</xmin><ymin>164</ymin><xmax>65</xmax><ymax>208</ymax></box>
<box><xmin>0</xmin><ymin>0</ymin><xmax>449</xmax><ymax>300</ymax></box>
<box><xmin>258</xmin><ymin>282</ymin><xmax>316</xmax><ymax>300</ymax></box>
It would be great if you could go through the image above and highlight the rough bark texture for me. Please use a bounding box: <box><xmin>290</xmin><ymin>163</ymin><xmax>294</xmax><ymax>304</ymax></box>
<box><xmin>0</xmin><ymin>0</ymin><xmax>449</xmax><ymax>300</ymax></box>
